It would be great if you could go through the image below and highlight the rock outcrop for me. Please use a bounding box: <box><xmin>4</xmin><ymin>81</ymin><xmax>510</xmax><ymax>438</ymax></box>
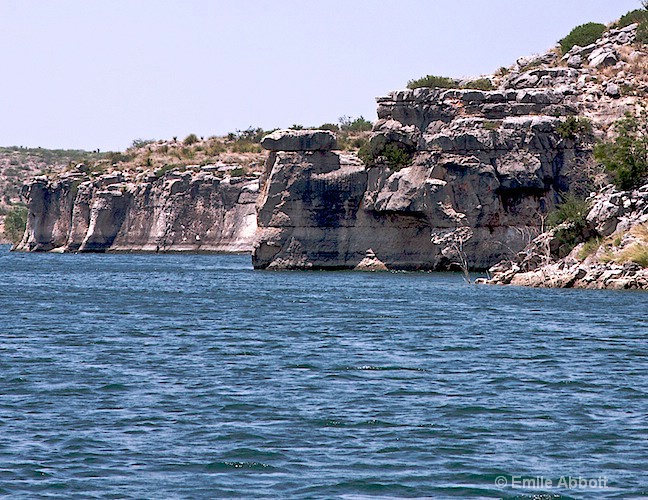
<box><xmin>16</xmin><ymin>169</ymin><xmax>258</xmax><ymax>253</ymax></box>
<box><xmin>12</xmin><ymin>19</ymin><xmax>648</xmax><ymax>283</ymax></box>
<box><xmin>253</xmin><ymin>91</ymin><xmax>592</xmax><ymax>270</ymax></box>
<box><xmin>252</xmin><ymin>22</ymin><xmax>647</xmax><ymax>271</ymax></box>
<box><xmin>484</xmin><ymin>184</ymin><xmax>648</xmax><ymax>289</ymax></box>
<box><xmin>561</xmin><ymin>23</ymin><xmax>637</xmax><ymax>70</ymax></box>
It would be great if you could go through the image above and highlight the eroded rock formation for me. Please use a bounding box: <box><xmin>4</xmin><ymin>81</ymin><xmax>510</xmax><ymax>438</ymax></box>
<box><xmin>16</xmin><ymin>170</ymin><xmax>258</xmax><ymax>253</ymax></box>
<box><xmin>14</xmin><ymin>22</ymin><xmax>648</xmax><ymax>281</ymax></box>
<box><xmin>252</xmin><ymin>23</ymin><xmax>646</xmax><ymax>271</ymax></box>
<box><xmin>252</xmin><ymin>93</ymin><xmax>591</xmax><ymax>270</ymax></box>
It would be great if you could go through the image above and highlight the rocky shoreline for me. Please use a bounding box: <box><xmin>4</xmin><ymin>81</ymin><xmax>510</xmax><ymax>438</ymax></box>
<box><xmin>483</xmin><ymin>184</ymin><xmax>648</xmax><ymax>290</ymax></box>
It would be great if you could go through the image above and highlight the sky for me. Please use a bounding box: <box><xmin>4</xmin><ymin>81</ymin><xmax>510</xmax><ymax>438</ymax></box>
<box><xmin>0</xmin><ymin>0</ymin><xmax>642</xmax><ymax>151</ymax></box>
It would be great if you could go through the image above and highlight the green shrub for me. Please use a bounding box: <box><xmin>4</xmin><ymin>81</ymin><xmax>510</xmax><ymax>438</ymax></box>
<box><xmin>357</xmin><ymin>143</ymin><xmax>375</xmax><ymax>165</ymax></box>
<box><xmin>319</xmin><ymin>123</ymin><xmax>339</xmax><ymax>132</ymax></box>
<box><xmin>183</xmin><ymin>133</ymin><xmax>199</xmax><ymax>145</ymax></box>
<box><xmin>235</xmin><ymin>127</ymin><xmax>266</xmax><ymax>143</ymax></box>
<box><xmin>339</xmin><ymin>116</ymin><xmax>373</xmax><ymax>132</ymax></box>
<box><xmin>547</xmin><ymin>194</ymin><xmax>591</xmax><ymax>228</ymax></box>
<box><xmin>350</xmin><ymin>136</ymin><xmax>368</xmax><ymax>149</ymax></box>
<box><xmin>637</xmin><ymin>21</ymin><xmax>648</xmax><ymax>44</ymax></box>
<box><xmin>359</xmin><ymin>142</ymin><xmax>412</xmax><ymax>171</ymax></box>
<box><xmin>559</xmin><ymin>22</ymin><xmax>606</xmax><ymax>54</ymax></box>
<box><xmin>106</xmin><ymin>151</ymin><xmax>132</xmax><ymax>164</ymax></box>
<box><xmin>615</xmin><ymin>8</ymin><xmax>648</xmax><ymax>28</ymax></box>
<box><xmin>556</xmin><ymin>116</ymin><xmax>593</xmax><ymax>140</ymax></box>
<box><xmin>547</xmin><ymin>195</ymin><xmax>592</xmax><ymax>256</ymax></box>
<box><xmin>407</xmin><ymin>75</ymin><xmax>456</xmax><ymax>89</ymax></box>
<box><xmin>230</xmin><ymin>167</ymin><xmax>246</xmax><ymax>177</ymax></box>
<box><xmin>131</xmin><ymin>138</ymin><xmax>155</xmax><ymax>149</ymax></box>
<box><xmin>383</xmin><ymin>144</ymin><xmax>412</xmax><ymax>170</ymax></box>
<box><xmin>4</xmin><ymin>205</ymin><xmax>28</xmax><ymax>244</ymax></box>
<box><xmin>338</xmin><ymin>133</ymin><xmax>369</xmax><ymax>151</ymax></box>
<box><xmin>594</xmin><ymin>110</ymin><xmax>648</xmax><ymax>190</ymax></box>
<box><xmin>154</xmin><ymin>163</ymin><xmax>179</xmax><ymax>178</ymax></box>
<box><xmin>463</xmin><ymin>78</ymin><xmax>494</xmax><ymax>91</ymax></box>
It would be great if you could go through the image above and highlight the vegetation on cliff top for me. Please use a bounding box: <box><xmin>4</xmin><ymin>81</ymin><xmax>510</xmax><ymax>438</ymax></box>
<box><xmin>559</xmin><ymin>22</ymin><xmax>607</xmax><ymax>54</ymax></box>
<box><xmin>407</xmin><ymin>75</ymin><xmax>456</xmax><ymax>89</ymax></box>
<box><xmin>0</xmin><ymin>115</ymin><xmax>373</xmax><ymax>204</ymax></box>
<box><xmin>615</xmin><ymin>7</ymin><xmax>648</xmax><ymax>28</ymax></box>
<box><xmin>615</xmin><ymin>3</ymin><xmax>648</xmax><ymax>44</ymax></box>
<box><xmin>406</xmin><ymin>75</ymin><xmax>494</xmax><ymax>91</ymax></box>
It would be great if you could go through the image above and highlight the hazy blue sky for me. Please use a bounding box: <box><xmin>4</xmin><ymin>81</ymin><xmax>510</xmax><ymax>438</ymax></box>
<box><xmin>0</xmin><ymin>0</ymin><xmax>641</xmax><ymax>151</ymax></box>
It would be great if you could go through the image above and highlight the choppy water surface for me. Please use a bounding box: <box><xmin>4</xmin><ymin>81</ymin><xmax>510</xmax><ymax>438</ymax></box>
<box><xmin>0</xmin><ymin>245</ymin><xmax>646</xmax><ymax>499</ymax></box>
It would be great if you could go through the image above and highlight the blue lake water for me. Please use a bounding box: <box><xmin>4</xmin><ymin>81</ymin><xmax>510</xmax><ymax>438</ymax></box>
<box><xmin>0</xmin><ymin>244</ymin><xmax>646</xmax><ymax>499</ymax></box>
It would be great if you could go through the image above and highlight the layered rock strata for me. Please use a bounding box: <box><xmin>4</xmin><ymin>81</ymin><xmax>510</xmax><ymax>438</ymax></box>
<box><xmin>16</xmin><ymin>170</ymin><xmax>258</xmax><ymax>253</ymax></box>
<box><xmin>252</xmin><ymin>92</ymin><xmax>592</xmax><ymax>270</ymax></box>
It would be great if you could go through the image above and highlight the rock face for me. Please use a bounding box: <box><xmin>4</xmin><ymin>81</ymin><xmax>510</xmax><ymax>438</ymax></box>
<box><xmin>16</xmin><ymin>170</ymin><xmax>258</xmax><ymax>253</ymax></box>
<box><xmin>14</xmin><ymin>20</ymin><xmax>648</xmax><ymax>278</ymax></box>
<box><xmin>252</xmin><ymin>89</ymin><xmax>591</xmax><ymax>270</ymax></box>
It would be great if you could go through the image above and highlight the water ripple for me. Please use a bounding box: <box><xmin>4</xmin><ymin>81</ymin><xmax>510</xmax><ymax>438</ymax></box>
<box><xmin>0</xmin><ymin>246</ymin><xmax>647</xmax><ymax>498</ymax></box>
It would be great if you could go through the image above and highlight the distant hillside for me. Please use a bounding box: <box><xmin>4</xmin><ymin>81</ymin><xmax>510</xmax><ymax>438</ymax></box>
<box><xmin>0</xmin><ymin>147</ymin><xmax>107</xmax><ymax>243</ymax></box>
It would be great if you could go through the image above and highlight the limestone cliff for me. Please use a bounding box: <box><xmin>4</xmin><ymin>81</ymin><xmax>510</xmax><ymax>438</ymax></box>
<box><xmin>252</xmin><ymin>108</ymin><xmax>577</xmax><ymax>270</ymax></box>
<box><xmin>252</xmin><ymin>23</ymin><xmax>645</xmax><ymax>271</ymax></box>
<box><xmin>16</xmin><ymin>169</ymin><xmax>258</xmax><ymax>253</ymax></box>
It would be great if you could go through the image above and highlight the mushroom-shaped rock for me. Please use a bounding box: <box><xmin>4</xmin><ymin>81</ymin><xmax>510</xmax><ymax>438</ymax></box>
<box><xmin>260</xmin><ymin>129</ymin><xmax>337</xmax><ymax>151</ymax></box>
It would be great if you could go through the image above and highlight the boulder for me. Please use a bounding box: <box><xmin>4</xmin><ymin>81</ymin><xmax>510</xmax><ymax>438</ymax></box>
<box><xmin>354</xmin><ymin>249</ymin><xmax>389</xmax><ymax>271</ymax></box>
<box><xmin>589</xmin><ymin>49</ymin><xmax>618</xmax><ymax>68</ymax></box>
<box><xmin>261</xmin><ymin>129</ymin><xmax>337</xmax><ymax>152</ymax></box>
<box><xmin>605</xmin><ymin>83</ymin><xmax>621</xmax><ymax>98</ymax></box>
<box><xmin>567</xmin><ymin>54</ymin><xmax>582</xmax><ymax>69</ymax></box>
